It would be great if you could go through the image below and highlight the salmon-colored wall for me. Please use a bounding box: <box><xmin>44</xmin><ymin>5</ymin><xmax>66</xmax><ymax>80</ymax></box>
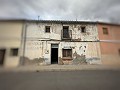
<box><xmin>98</xmin><ymin>24</ymin><xmax>120</xmax><ymax>40</ymax></box>
<box><xmin>97</xmin><ymin>24</ymin><xmax>120</xmax><ymax>55</ymax></box>
<box><xmin>100</xmin><ymin>42</ymin><xmax>120</xmax><ymax>55</ymax></box>
<box><xmin>97</xmin><ymin>23</ymin><xmax>120</xmax><ymax>65</ymax></box>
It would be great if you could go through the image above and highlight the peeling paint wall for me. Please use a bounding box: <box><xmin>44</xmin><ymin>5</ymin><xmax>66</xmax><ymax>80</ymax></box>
<box><xmin>59</xmin><ymin>42</ymin><xmax>101</xmax><ymax>65</ymax></box>
<box><xmin>23</xmin><ymin>22</ymin><xmax>101</xmax><ymax>65</ymax></box>
<box><xmin>65</xmin><ymin>24</ymin><xmax>99</xmax><ymax>41</ymax></box>
<box><xmin>25</xmin><ymin>22</ymin><xmax>99</xmax><ymax>41</ymax></box>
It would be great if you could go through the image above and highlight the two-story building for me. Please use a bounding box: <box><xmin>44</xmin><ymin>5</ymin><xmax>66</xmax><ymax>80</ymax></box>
<box><xmin>20</xmin><ymin>20</ymin><xmax>101</xmax><ymax>65</ymax></box>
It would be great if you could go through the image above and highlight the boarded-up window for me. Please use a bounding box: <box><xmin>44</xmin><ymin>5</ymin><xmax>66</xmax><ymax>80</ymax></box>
<box><xmin>63</xmin><ymin>49</ymin><xmax>72</xmax><ymax>57</ymax></box>
<box><xmin>10</xmin><ymin>48</ymin><xmax>18</xmax><ymax>56</ymax></box>
<box><xmin>45</xmin><ymin>26</ymin><xmax>50</xmax><ymax>33</ymax></box>
<box><xmin>103</xmin><ymin>28</ymin><xmax>109</xmax><ymax>35</ymax></box>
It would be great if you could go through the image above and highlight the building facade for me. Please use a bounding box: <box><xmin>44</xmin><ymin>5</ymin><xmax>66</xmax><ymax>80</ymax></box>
<box><xmin>20</xmin><ymin>20</ymin><xmax>101</xmax><ymax>65</ymax></box>
<box><xmin>97</xmin><ymin>22</ymin><xmax>120</xmax><ymax>65</ymax></box>
<box><xmin>0</xmin><ymin>20</ymin><xmax>24</xmax><ymax>67</ymax></box>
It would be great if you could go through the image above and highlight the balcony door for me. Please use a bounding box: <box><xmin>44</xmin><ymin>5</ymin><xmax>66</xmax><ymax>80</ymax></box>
<box><xmin>63</xmin><ymin>26</ymin><xmax>70</xmax><ymax>38</ymax></box>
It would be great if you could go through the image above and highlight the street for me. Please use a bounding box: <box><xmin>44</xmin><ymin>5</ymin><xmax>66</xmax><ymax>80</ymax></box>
<box><xmin>0</xmin><ymin>70</ymin><xmax>120</xmax><ymax>90</ymax></box>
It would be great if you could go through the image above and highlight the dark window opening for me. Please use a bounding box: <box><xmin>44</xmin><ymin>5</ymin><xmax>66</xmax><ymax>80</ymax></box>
<box><xmin>10</xmin><ymin>48</ymin><xmax>18</xmax><ymax>56</ymax></box>
<box><xmin>45</xmin><ymin>26</ymin><xmax>50</xmax><ymax>33</ymax></box>
<box><xmin>63</xmin><ymin>49</ymin><xmax>72</xmax><ymax>58</ymax></box>
<box><xmin>118</xmin><ymin>49</ymin><xmax>120</xmax><ymax>56</ymax></box>
<box><xmin>81</xmin><ymin>26</ymin><xmax>86</xmax><ymax>33</ymax></box>
<box><xmin>103</xmin><ymin>28</ymin><xmax>108</xmax><ymax>35</ymax></box>
<box><xmin>63</xmin><ymin>26</ymin><xmax>70</xmax><ymax>38</ymax></box>
<box><xmin>0</xmin><ymin>49</ymin><xmax>6</xmax><ymax>65</ymax></box>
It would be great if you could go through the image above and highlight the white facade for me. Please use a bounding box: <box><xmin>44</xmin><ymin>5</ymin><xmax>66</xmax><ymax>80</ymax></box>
<box><xmin>21</xmin><ymin>21</ymin><xmax>101</xmax><ymax>65</ymax></box>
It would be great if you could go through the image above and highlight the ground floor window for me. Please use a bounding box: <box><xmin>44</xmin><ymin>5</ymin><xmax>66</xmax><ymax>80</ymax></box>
<box><xmin>10</xmin><ymin>48</ymin><xmax>18</xmax><ymax>56</ymax></box>
<box><xmin>118</xmin><ymin>49</ymin><xmax>120</xmax><ymax>56</ymax></box>
<box><xmin>0</xmin><ymin>49</ymin><xmax>6</xmax><ymax>65</ymax></box>
<box><xmin>62</xmin><ymin>49</ymin><xmax>72</xmax><ymax>58</ymax></box>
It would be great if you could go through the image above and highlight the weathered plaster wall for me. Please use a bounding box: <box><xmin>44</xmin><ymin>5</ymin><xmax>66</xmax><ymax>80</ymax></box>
<box><xmin>59</xmin><ymin>42</ymin><xmax>101</xmax><ymax>65</ymax></box>
<box><xmin>23</xmin><ymin>41</ymin><xmax>101</xmax><ymax>65</ymax></box>
<box><xmin>25</xmin><ymin>22</ymin><xmax>99</xmax><ymax>41</ymax></box>
<box><xmin>26</xmin><ymin>23</ymin><xmax>61</xmax><ymax>40</ymax></box>
<box><xmin>22</xmin><ymin>22</ymin><xmax>101</xmax><ymax>65</ymax></box>
<box><xmin>65</xmin><ymin>24</ymin><xmax>99</xmax><ymax>41</ymax></box>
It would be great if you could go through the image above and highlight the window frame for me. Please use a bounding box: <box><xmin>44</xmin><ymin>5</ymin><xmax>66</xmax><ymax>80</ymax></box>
<box><xmin>81</xmin><ymin>26</ymin><xmax>86</xmax><ymax>33</ymax></box>
<box><xmin>62</xmin><ymin>49</ymin><xmax>72</xmax><ymax>58</ymax></box>
<box><xmin>63</xmin><ymin>26</ymin><xmax>70</xmax><ymax>38</ymax></box>
<box><xmin>10</xmin><ymin>48</ymin><xmax>18</xmax><ymax>56</ymax></box>
<box><xmin>45</xmin><ymin>26</ymin><xmax>50</xmax><ymax>33</ymax></box>
<box><xmin>103</xmin><ymin>27</ymin><xmax>109</xmax><ymax>35</ymax></box>
<box><xmin>118</xmin><ymin>49</ymin><xmax>120</xmax><ymax>56</ymax></box>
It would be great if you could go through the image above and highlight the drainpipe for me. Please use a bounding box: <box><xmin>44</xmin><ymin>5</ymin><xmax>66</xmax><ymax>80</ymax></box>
<box><xmin>20</xmin><ymin>20</ymin><xmax>28</xmax><ymax>65</ymax></box>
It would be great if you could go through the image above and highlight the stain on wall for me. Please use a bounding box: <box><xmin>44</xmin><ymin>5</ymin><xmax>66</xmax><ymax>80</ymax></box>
<box><xmin>73</xmin><ymin>51</ymin><xmax>87</xmax><ymax>65</ymax></box>
<box><xmin>20</xmin><ymin>56</ymin><xmax>45</xmax><ymax>65</ymax></box>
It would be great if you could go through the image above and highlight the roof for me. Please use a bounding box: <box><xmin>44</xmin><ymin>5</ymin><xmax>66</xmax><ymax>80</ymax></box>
<box><xmin>0</xmin><ymin>19</ymin><xmax>120</xmax><ymax>26</ymax></box>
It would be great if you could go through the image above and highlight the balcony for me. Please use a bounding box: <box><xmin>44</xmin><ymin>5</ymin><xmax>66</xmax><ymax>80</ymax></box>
<box><xmin>61</xmin><ymin>29</ymin><xmax>72</xmax><ymax>40</ymax></box>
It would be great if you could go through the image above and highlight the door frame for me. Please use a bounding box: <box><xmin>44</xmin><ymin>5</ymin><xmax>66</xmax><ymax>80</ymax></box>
<box><xmin>51</xmin><ymin>44</ymin><xmax>59</xmax><ymax>64</ymax></box>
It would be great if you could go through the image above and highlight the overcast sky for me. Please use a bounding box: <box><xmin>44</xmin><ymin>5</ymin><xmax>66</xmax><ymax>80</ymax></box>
<box><xmin>0</xmin><ymin>0</ymin><xmax>120</xmax><ymax>23</ymax></box>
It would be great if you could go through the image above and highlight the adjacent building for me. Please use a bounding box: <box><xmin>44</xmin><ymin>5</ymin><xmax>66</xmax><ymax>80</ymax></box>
<box><xmin>97</xmin><ymin>22</ymin><xmax>120</xmax><ymax>65</ymax></box>
<box><xmin>0</xmin><ymin>20</ymin><xmax>24</xmax><ymax>67</ymax></box>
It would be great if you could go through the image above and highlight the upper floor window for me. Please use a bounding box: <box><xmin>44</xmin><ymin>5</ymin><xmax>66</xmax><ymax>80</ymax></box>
<box><xmin>81</xmin><ymin>26</ymin><xmax>86</xmax><ymax>33</ymax></box>
<box><xmin>45</xmin><ymin>26</ymin><xmax>50</xmax><ymax>33</ymax></box>
<box><xmin>103</xmin><ymin>27</ymin><xmax>109</xmax><ymax>35</ymax></box>
<box><xmin>63</xmin><ymin>26</ymin><xmax>70</xmax><ymax>38</ymax></box>
<box><xmin>10</xmin><ymin>48</ymin><xmax>18</xmax><ymax>56</ymax></box>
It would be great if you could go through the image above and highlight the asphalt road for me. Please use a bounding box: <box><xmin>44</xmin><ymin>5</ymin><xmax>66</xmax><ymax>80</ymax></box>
<box><xmin>0</xmin><ymin>70</ymin><xmax>120</xmax><ymax>90</ymax></box>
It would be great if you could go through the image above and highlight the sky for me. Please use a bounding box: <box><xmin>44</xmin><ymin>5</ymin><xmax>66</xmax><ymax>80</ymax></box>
<box><xmin>0</xmin><ymin>0</ymin><xmax>120</xmax><ymax>23</ymax></box>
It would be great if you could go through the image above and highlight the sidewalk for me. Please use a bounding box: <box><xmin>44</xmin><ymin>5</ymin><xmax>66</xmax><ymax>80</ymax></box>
<box><xmin>0</xmin><ymin>65</ymin><xmax>120</xmax><ymax>72</ymax></box>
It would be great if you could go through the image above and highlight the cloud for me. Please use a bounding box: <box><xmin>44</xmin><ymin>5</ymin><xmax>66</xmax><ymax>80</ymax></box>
<box><xmin>0</xmin><ymin>0</ymin><xmax>120</xmax><ymax>23</ymax></box>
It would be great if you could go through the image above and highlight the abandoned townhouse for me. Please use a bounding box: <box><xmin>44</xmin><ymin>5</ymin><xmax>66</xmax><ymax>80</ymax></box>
<box><xmin>0</xmin><ymin>20</ymin><xmax>120</xmax><ymax>67</ymax></box>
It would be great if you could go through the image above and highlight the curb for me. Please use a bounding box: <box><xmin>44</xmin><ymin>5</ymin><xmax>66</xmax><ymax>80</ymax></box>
<box><xmin>0</xmin><ymin>65</ymin><xmax>120</xmax><ymax>72</ymax></box>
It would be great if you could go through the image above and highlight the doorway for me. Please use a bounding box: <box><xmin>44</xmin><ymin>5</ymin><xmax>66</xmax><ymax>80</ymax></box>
<box><xmin>51</xmin><ymin>44</ymin><xmax>58</xmax><ymax>64</ymax></box>
<box><xmin>0</xmin><ymin>49</ymin><xmax>6</xmax><ymax>65</ymax></box>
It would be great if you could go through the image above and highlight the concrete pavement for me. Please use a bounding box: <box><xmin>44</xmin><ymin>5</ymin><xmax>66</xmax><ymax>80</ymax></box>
<box><xmin>0</xmin><ymin>70</ymin><xmax>120</xmax><ymax>90</ymax></box>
